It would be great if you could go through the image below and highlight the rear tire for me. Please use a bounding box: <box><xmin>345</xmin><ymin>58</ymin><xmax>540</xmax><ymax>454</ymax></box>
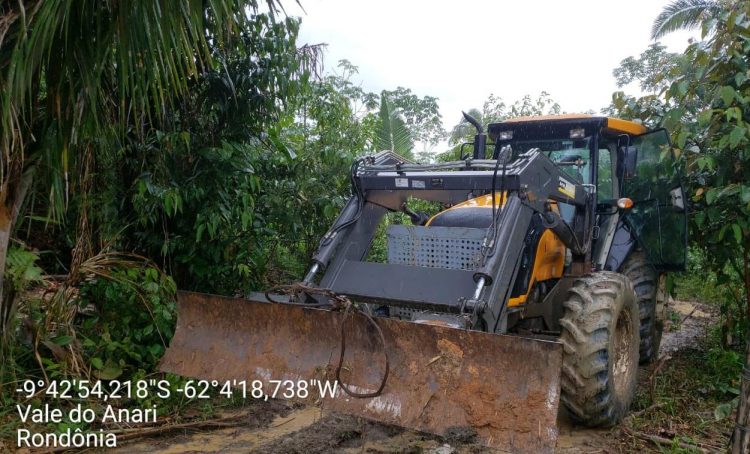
<box><xmin>621</xmin><ymin>251</ymin><xmax>661</xmax><ymax>364</ymax></box>
<box><xmin>559</xmin><ymin>272</ymin><xmax>639</xmax><ymax>427</ymax></box>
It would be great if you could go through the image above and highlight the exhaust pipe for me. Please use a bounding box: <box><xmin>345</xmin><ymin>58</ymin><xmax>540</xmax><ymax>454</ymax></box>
<box><xmin>462</xmin><ymin>111</ymin><xmax>487</xmax><ymax>159</ymax></box>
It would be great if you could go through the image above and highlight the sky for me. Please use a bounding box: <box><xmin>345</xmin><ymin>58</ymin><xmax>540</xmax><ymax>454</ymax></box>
<box><xmin>287</xmin><ymin>0</ymin><xmax>699</xmax><ymax>147</ymax></box>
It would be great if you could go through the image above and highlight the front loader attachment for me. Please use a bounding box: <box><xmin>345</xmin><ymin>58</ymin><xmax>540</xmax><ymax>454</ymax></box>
<box><xmin>160</xmin><ymin>291</ymin><xmax>563</xmax><ymax>453</ymax></box>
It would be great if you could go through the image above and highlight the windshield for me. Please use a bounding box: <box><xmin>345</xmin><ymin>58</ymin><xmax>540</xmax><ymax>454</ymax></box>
<box><xmin>506</xmin><ymin>137</ymin><xmax>591</xmax><ymax>183</ymax></box>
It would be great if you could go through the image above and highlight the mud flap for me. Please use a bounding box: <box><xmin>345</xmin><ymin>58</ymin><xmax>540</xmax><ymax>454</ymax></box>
<box><xmin>160</xmin><ymin>291</ymin><xmax>563</xmax><ymax>453</ymax></box>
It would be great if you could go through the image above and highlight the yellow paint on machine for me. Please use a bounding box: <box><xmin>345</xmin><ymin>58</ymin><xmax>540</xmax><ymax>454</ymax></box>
<box><xmin>425</xmin><ymin>191</ymin><xmax>506</xmax><ymax>215</ymax></box>
<box><xmin>605</xmin><ymin>117</ymin><xmax>647</xmax><ymax>136</ymax></box>
<box><xmin>501</xmin><ymin>114</ymin><xmax>648</xmax><ymax>136</ymax></box>
<box><xmin>508</xmin><ymin>229</ymin><xmax>565</xmax><ymax>307</ymax></box>
<box><xmin>426</xmin><ymin>193</ymin><xmax>566</xmax><ymax>307</ymax></box>
<box><xmin>558</xmin><ymin>177</ymin><xmax>577</xmax><ymax>199</ymax></box>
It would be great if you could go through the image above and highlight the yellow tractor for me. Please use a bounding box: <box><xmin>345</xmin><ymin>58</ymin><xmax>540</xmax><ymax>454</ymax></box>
<box><xmin>161</xmin><ymin>114</ymin><xmax>687</xmax><ymax>452</ymax></box>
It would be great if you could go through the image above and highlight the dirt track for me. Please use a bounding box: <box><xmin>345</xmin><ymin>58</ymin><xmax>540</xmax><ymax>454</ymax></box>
<box><xmin>120</xmin><ymin>300</ymin><xmax>713</xmax><ymax>453</ymax></box>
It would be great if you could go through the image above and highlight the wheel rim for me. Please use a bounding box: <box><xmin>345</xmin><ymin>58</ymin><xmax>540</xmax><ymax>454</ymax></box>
<box><xmin>612</xmin><ymin>309</ymin><xmax>634</xmax><ymax>402</ymax></box>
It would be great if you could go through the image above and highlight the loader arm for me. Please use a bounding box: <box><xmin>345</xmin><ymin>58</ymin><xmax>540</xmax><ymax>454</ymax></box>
<box><xmin>310</xmin><ymin>149</ymin><xmax>592</xmax><ymax>333</ymax></box>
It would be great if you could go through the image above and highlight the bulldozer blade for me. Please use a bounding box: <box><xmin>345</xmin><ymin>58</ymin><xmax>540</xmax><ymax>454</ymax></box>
<box><xmin>160</xmin><ymin>291</ymin><xmax>563</xmax><ymax>453</ymax></box>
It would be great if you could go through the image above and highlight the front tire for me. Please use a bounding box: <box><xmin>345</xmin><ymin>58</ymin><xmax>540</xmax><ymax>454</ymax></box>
<box><xmin>559</xmin><ymin>272</ymin><xmax>639</xmax><ymax>427</ymax></box>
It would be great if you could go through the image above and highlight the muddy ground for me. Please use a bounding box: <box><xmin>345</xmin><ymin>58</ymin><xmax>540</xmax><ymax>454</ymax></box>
<box><xmin>119</xmin><ymin>300</ymin><xmax>716</xmax><ymax>453</ymax></box>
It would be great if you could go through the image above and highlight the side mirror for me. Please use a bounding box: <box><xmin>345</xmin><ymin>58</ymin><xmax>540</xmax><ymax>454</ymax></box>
<box><xmin>670</xmin><ymin>187</ymin><xmax>685</xmax><ymax>211</ymax></box>
<box><xmin>620</xmin><ymin>146</ymin><xmax>638</xmax><ymax>180</ymax></box>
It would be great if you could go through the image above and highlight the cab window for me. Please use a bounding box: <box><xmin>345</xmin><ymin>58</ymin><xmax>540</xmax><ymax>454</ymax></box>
<box><xmin>597</xmin><ymin>147</ymin><xmax>616</xmax><ymax>200</ymax></box>
<box><xmin>510</xmin><ymin>137</ymin><xmax>591</xmax><ymax>183</ymax></box>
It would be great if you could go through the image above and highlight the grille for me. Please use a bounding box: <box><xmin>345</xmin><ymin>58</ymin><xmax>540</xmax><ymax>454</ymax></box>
<box><xmin>386</xmin><ymin>225</ymin><xmax>485</xmax><ymax>270</ymax></box>
<box><xmin>385</xmin><ymin>225</ymin><xmax>486</xmax><ymax>320</ymax></box>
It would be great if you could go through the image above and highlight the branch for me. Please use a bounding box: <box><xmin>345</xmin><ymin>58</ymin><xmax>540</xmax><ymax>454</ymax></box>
<box><xmin>622</xmin><ymin>426</ymin><xmax>713</xmax><ymax>452</ymax></box>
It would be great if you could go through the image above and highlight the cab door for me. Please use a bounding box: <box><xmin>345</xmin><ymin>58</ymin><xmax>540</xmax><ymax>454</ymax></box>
<box><xmin>622</xmin><ymin>129</ymin><xmax>687</xmax><ymax>270</ymax></box>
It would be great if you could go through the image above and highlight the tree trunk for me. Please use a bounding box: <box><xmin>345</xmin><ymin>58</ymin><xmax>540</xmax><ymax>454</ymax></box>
<box><xmin>733</xmin><ymin>336</ymin><xmax>750</xmax><ymax>453</ymax></box>
<box><xmin>732</xmin><ymin>243</ymin><xmax>750</xmax><ymax>454</ymax></box>
<box><xmin>0</xmin><ymin>166</ymin><xmax>34</xmax><ymax>339</ymax></box>
<box><xmin>0</xmin><ymin>205</ymin><xmax>12</xmax><ymax>330</ymax></box>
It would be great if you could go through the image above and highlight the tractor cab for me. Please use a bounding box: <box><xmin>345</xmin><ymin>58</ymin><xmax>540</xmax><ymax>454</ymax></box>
<box><xmin>487</xmin><ymin>115</ymin><xmax>687</xmax><ymax>272</ymax></box>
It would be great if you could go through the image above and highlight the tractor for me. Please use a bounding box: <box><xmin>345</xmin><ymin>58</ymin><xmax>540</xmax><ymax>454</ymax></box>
<box><xmin>161</xmin><ymin>114</ymin><xmax>687</xmax><ymax>452</ymax></box>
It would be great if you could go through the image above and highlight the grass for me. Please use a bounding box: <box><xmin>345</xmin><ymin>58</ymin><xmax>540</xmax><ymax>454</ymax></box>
<box><xmin>674</xmin><ymin>272</ymin><xmax>725</xmax><ymax>305</ymax></box>
<box><xmin>622</xmin><ymin>252</ymin><xmax>744</xmax><ymax>452</ymax></box>
<box><xmin>616</xmin><ymin>323</ymin><xmax>741</xmax><ymax>452</ymax></box>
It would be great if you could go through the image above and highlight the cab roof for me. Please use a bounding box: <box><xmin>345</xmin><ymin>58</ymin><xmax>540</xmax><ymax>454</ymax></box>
<box><xmin>487</xmin><ymin>114</ymin><xmax>648</xmax><ymax>140</ymax></box>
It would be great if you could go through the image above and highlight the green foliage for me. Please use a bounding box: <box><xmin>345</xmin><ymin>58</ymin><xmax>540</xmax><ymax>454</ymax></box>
<box><xmin>662</xmin><ymin>4</ymin><xmax>750</xmax><ymax>336</ymax></box>
<box><xmin>3</xmin><ymin>255</ymin><xmax>177</xmax><ymax>384</ymax></box>
<box><xmin>707</xmin><ymin>346</ymin><xmax>743</xmax><ymax>420</ymax></box>
<box><xmin>76</xmin><ymin>266</ymin><xmax>177</xmax><ymax>380</ymax></box>
<box><xmin>0</xmin><ymin>4</ymin><xmax>454</xmax><ymax>440</ymax></box>
<box><xmin>613</xmin><ymin>43</ymin><xmax>681</xmax><ymax>93</ymax></box>
<box><xmin>277</xmin><ymin>62</ymin><xmax>375</xmax><ymax>248</ymax></box>
<box><xmin>603</xmin><ymin>43</ymin><xmax>691</xmax><ymax>126</ymax></box>
<box><xmin>375</xmin><ymin>95</ymin><xmax>414</xmax><ymax>158</ymax></box>
<box><xmin>615</xmin><ymin>1</ymin><xmax>750</xmax><ymax>348</ymax></box>
<box><xmin>603</xmin><ymin>91</ymin><xmax>668</xmax><ymax>128</ymax></box>
<box><xmin>628</xmin><ymin>332</ymin><xmax>740</xmax><ymax>446</ymax></box>
<box><xmin>77</xmin><ymin>46</ymin><xmax>451</xmax><ymax>298</ymax></box>
<box><xmin>0</xmin><ymin>257</ymin><xmax>232</xmax><ymax>437</ymax></box>
<box><xmin>380</xmin><ymin>87</ymin><xmax>446</xmax><ymax>146</ymax></box>
<box><xmin>651</xmin><ymin>0</ymin><xmax>723</xmax><ymax>39</ymax></box>
<box><xmin>1</xmin><ymin>0</ymin><xmax>283</xmax><ymax>223</ymax></box>
<box><xmin>0</xmin><ymin>254</ymin><xmax>179</xmax><ymax>437</ymax></box>
<box><xmin>119</xmin><ymin>55</ymin><xmax>375</xmax><ymax>294</ymax></box>
<box><xmin>5</xmin><ymin>245</ymin><xmax>43</xmax><ymax>292</ymax></box>
<box><xmin>130</xmin><ymin>135</ymin><xmax>268</xmax><ymax>293</ymax></box>
<box><xmin>675</xmin><ymin>248</ymin><xmax>729</xmax><ymax>304</ymax></box>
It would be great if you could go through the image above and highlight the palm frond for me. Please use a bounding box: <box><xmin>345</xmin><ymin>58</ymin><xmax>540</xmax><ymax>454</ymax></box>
<box><xmin>376</xmin><ymin>96</ymin><xmax>413</xmax><ymax>158</ymax></box>
<box><xmin>0</xmin><ymin>0</ymin><xmax>293</xmax><ymax>220</ymax></box>
<box><xmin>651</xmin><ymin>0</ymin><xmax>721</xmax><ymax>39</ymax></box>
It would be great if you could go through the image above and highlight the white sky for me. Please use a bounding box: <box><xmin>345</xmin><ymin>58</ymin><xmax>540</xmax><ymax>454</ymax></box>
<box><xmin>289</xmin><ymin>0</ymin><xmax>698</xmax><ymax>147</ymax></box>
